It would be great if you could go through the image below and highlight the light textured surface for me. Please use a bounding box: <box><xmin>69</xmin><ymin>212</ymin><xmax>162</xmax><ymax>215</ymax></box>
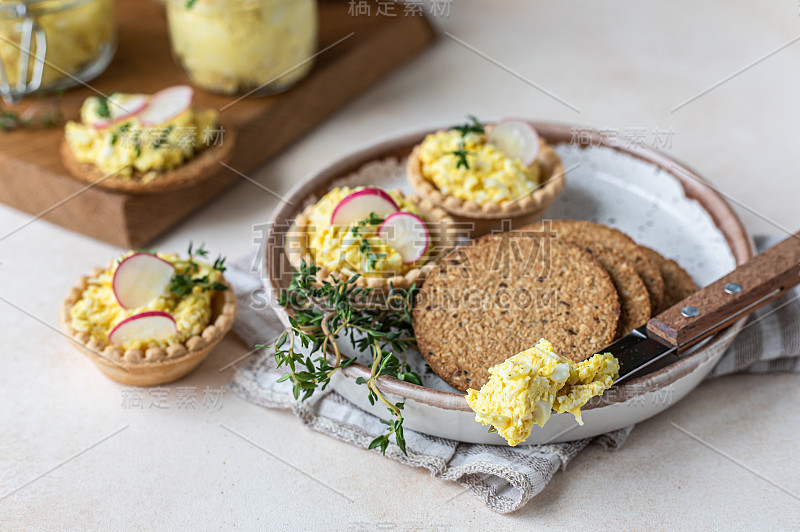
<box><xmin>2</xmin><ymin>0</ymin><xmax>800</xmax><ymax>529</ymax></box>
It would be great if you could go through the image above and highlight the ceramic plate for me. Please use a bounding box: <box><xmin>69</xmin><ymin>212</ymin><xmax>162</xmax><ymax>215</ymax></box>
<box><xmin>264</xmin><ymin>122</ymin><xmax>753</xmax><ymax>444</ymax></box>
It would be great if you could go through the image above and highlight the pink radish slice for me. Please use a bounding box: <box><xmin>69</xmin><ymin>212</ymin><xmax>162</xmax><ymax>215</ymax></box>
<box><xmin>91</xmin><ymin>95</ymin><xmax>149</xmax><ymax>130</ymax></box>
<box><xmin>138</xmin><ymin>85</ymin><xmax>194</xmax><ymax>126</ymax></box>
<box><xmin>330</xmin><ymin>188</ymin><xmax>399</xmax><ymax>226</ymax></box>
<box><xmin>377</xmin><ymin>212</ymin><xmax>429</xmax><ymax>264</ymax></box>
<box><xmin>487</xmin><ymin>119</ymin><xmax>541</xmax><ymax>167</ymax></box>
<box><xmin>109</xmin><ymin>311</ymin><xmax>177</xmax><ymax>346</ymax></box>
<box><xmin>112</xmin><ymin>253</ymin><xmax>175</xmax><ymax>309</ymax></box>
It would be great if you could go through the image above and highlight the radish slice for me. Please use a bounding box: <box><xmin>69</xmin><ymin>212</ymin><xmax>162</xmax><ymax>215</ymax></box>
<box><xmin>377</xmin><ymin>212</ymin><xmax>429</xmax><ymax>264</ymax></box>
<box><xmin>330</xmin><ymin>188</ymin><xmax>399</xmax><ymax>226</ymax></box>
<box><xmin>91</xmin><ymin>94</ymin><xmax>149</xmax><ymax>130</ymax></box>
<box><xmin>138</xmin><ymin>85</ymin><xmax>194</xmax><ymax>126</ymax></box>
<box><xmin>109</xmin><ymin>311</ymin><xmax>177</xmax><ymax>346</ymax></box>
<box><xmin>112</xmin><ymin>253</ymin><xmax>175</xmax><ymax>309</ymax></box>
<box><xmin>487</xmin><ymin>119</ymin><xmax>541</xmax><ymax>167</ymax></box>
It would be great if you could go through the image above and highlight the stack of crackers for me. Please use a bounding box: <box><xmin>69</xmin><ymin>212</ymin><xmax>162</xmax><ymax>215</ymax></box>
<box><xmin>413</xmin><ymin>220</ymin><xmax>697</xmax><ymax>392</ymax></box>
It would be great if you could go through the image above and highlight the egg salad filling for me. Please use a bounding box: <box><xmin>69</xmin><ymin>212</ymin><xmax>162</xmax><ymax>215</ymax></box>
<box><xmin>465</xmin><ymin>339</ymin><xmax>619</xmax><ymax>446</ymax></box>
<box><xmin>418</xmin><ymin>129</ymin><xmax>541</xmax><ymax>204</ymax></box>
<box><xmin>0</xmin><ymin>0</ymin><xmax>113</xmax><ymax>88</ymax></box>
<box><xmin>69</xmin><ymin>253</ymin><xmax>218</xmax><ymax>351</ymax></box>
<box><xmin>64</xmin><ymin>92</ymin><xmax>218</xmax><ymax>177</ymax></box>
<box><xmin>167</xmin><ymin>0</ymin><xmax>316</xmax><ymax>95</ymax></box>
<box><xmin>305</xmin><ymin>187</ymin><xmax>427</xmax><ymax>277</ymax></box>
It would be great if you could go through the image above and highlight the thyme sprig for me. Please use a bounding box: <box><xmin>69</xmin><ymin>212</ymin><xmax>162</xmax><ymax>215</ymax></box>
<box><xmin>447</xmin><ymin>115</ymin><xmax>484</xmax><ymax>170</ymax></box>
<box><xmin>347</xmin><ymin>212</ymin><xmax>386</xmax><ymax>270</ymax></box>
<box><xmin>0</xmin><ymin>110</ymin><xmax>20</xmax><ymax>132</ymax></box>
<box><xmin>96</xmin><ymin>97</ymin><xmax>111</xmax><ymax>119</ymax></box>
<box><xmin>169</xmin><ymin>242</ymin><xmax>228</xmax><ymax>298</ymax></box>
<box><xmin>448</xmin><ymin>140</ymin><xmax>473</xmax><ymax>170</ymax></box>
<box><xmin>153</xmin><ymin>125</ymin><xmax>175</xmax><ymax>149</ymax></box>
<box><xmin>452</xmin><ymin>114</ymin><xmax>485</xmax><ymax>137</ymax></box>
<box><xmin>263</xmin><ymin>261</ymin><xmax>421</xmax><ymax>455</ymax></box>
<box><xmin>0</xmin><ymin>93</ymin><xmax>63</xmax><ymax>132</ymax></box>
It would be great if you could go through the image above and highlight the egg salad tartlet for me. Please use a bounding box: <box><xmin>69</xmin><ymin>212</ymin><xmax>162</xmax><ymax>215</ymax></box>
<box><xmin>61</xmin><ymin>85</ymin><xmax>235</xmax><ymax>194</ymax></box>
<box><xmin>407</xmin><ymin>117</ymin><xmax>565</xmax><ymax>237</ymax></box>
<box><xmin>60</xmin><ymin>244</ymin><xmax>237</xmax><ymax>386</ymax></box>
<box><xmin>285</xmin><ymin>186</ymin><xmax>458</xmax><ymax>290</ymax></box>
<box><xmin>466</xmin><ymin>338</ymin><xmax>619</xmax><ymax>446</ymax></box>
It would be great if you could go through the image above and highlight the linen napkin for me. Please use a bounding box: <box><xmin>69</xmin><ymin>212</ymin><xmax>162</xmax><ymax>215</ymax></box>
<box><xmin>226</xmin><ymin>236</ymin><xmax>800</xmax><ymax>513</ymax></box>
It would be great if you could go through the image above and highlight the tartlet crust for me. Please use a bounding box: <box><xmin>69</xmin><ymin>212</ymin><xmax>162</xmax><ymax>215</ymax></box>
<box><xmin>406</xmin><ymin>133</ymin><xmax>566</xmax><ymax>237</ymax></box>
<box><xmin>285</xmin><ymin>191</ymin><xmax>459</xmax><ymax>291</ymax></box>
<box><xmin>59</xmin><ymin>266</ymin><xmax>237</xmax><ymax>386</ymax></box>
<box><xmin>59</xmin><ymin>121</ymin><xmax>235</xmax><ymax>195</ymax></box>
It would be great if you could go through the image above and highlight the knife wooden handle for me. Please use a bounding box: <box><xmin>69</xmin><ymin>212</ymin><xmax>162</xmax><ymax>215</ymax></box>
<box><xmin>647</xmin><ymin>232</ymin><xmax>800</xmax><ymax>350</ymax></box>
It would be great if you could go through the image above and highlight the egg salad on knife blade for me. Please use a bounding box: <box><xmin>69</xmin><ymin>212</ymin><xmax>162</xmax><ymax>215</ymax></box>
<box><xmin>466</xmin><ymin>339</ymin><xmax>619</xmax><ymax>446</ymax></box>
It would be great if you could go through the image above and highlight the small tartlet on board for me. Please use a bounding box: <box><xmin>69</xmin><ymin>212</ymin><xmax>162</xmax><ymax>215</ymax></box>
<box><xmin>60</xmin><ymin>266</ymin><xmax>237</xmax><ymax>386</ymax></box>
<box><xmin>285</xmin><ymin>191</ymin><xmax>459</xmax><ymax>291</ymax></box>
<box><xmin>60</xmin><ymin>125</ymin><xmax>235</xmax><ymax>195</ymax></box>
<box><xmin>406</xmin><ymin>132</ymin><xmax>565</xmax><ymax>238</ymax></box>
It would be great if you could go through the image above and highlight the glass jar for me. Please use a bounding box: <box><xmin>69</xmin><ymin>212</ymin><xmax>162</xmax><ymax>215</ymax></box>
<box><xmin>0</xmin><ymin>0</ymin><xmax>116</xmax><ymax>104</ymax></box>
<box><xmin>166</xmin><ymin>0</ymin><xmax>317</xmax><ymax>96</ymax></box>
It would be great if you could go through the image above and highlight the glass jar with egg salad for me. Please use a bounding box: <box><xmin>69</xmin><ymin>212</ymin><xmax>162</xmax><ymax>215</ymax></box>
<box><xmin>0</xmin><ymin>0</ymin><xmax>115</xmax><ymax>104</ymax></box>
<box><xmin>166</xmin><ymin>0</ymin><xmax>317</xmax><ymax>96</ymax></box>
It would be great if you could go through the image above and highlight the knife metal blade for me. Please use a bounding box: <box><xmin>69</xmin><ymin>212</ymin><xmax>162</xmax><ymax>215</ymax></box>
<box><xmin>606</xmin><ymin>325</ymin><xmax>679</xmax><ymax>385</ymax></box>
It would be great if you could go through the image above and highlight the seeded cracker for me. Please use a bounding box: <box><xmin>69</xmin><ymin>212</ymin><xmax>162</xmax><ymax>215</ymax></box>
<box><xmin>640</xmin><ymin>246</ymin><xmax>698</xmax><ymax>313</ymax></box>
<box><xmin>413</xmin><ymin>233</ymin><xmax>620</xmax><ymax>392</ymax></box>
<box><xmin>518</xmin><ymin>222</ymin><xmax>651</xmax><ymax>338</ymax></box>
<box><xmin>583</xmin><ymin>245</ymin><xmax>651</xmax><ymax>338</ymax></box>
<box><xmin>541</xmin><ymin>220</ymin><xmax>665</xmax><ymax>312</ymax></box>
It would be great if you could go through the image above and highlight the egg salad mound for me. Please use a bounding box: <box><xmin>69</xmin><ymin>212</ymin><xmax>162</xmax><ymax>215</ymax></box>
<box><xmin>305</xmin><ymin>187</ymin><xmax>426</xmax><ymax>277</ymax></box>
<box><xmin>167</xmin><ymin>0</ymin><xmax>316</xmax><ymax>95</ymax></box>
<box><xmin>418</xmin><ymin>130</ymin><xmax>541</xmax><ymax>204</ymax></box>
<box><xmin>465</xmin><ymin>338</ymin><xmax>619</xmax><ymax>446</ymax></box>
<box><xmin>70</xmin><ymin>253</ymin><xmax>218</xmax><ymax>351</ymax></box>
<box><xmin>64</xmin><ymin>92</ymin><xmax>218</xmax><ymax>177</ymax></box>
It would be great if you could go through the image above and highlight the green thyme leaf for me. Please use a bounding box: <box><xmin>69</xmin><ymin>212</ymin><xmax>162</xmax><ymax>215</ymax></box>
<box><xmin>267</xmin><ymin>260</ymin><xmax>418</xmax><ymax>455</ymax></box>
<box><xmin>452</xmin><ymin>114</ymin><xmax>484</xmax><ymax>137</ymax></box>
<box><xmin>447</xmin><ymin>140</ymin><xmax>473</xmax><ymax>170</ymax></box>
<box><xmin>96</xmin><ymin>97</ymin><xmax>111</xmax><ymax>119</ymax></box>
<box><xmin>168</xmin><ymin>242</ymin><xmax>228</xmax><ymax>298</ymax></box>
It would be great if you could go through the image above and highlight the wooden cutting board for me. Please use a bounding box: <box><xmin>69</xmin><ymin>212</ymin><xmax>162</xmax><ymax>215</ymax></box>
<box><xmin>0</xmin><ymin>0</ymin><xmax>435</xmax><ymax>247</ymax></box>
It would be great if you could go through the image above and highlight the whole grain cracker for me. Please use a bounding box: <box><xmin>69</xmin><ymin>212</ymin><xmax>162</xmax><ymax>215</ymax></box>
<box><xmin>640</xmin><ymin>246</ymin><xmax>697</xmax><ymax>313</ymax></box>
<box><xmin>518</xmin><ymin>223</ymin><xmax>651</xmax><ymax>337</ymax></box>
<box><xmin>540</xmin><ymin>220</ymin><xmax>665</xmax><ymax>312</ymax></box>
<box><xmin>584</xmin><ymin>245</ymin><xmax>651</xmax><ymax>338</ymax></box>
<box><xmin>413</xmin><ymin>233</ymin><xmax>620</xmax><ymax>392</ymax></box>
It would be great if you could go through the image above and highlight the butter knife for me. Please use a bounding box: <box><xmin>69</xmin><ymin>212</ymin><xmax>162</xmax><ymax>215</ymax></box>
<box><xmin>610</xmin><ymin>232</ymin><xmax>800</xmax><ymax>383</ymax></box>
